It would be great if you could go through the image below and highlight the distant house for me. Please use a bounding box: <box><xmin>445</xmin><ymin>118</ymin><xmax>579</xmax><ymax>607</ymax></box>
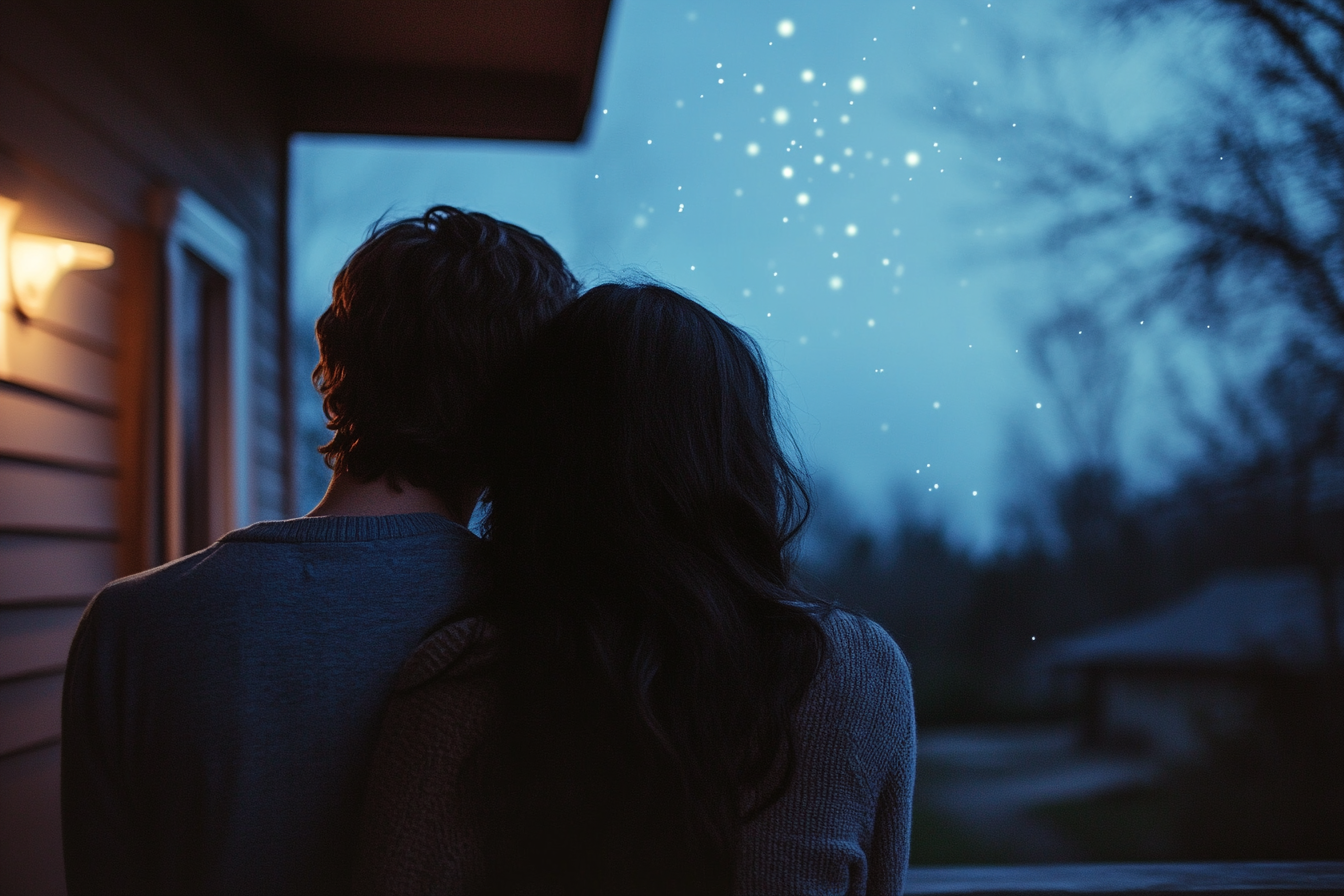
<box><xmin>0</xmin><ymin>3</ymin><xmax>609</xmax><ymax>892</ymax></box>
<box><xmin>1048</xmin><ymin>571</ymin><xmax>1344</xmax><ymax>759</ymax></box>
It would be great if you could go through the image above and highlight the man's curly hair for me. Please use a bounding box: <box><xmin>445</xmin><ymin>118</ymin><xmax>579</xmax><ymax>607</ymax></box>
<box><xmin>312</xmin><ymin>206</ymin><xmax>579</xmax><ymax>502</ymax></box>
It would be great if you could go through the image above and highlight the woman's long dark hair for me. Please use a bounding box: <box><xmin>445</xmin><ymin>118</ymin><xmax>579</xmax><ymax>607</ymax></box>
<box><xmin>480</xmin><ymin>283</ymin><xmax>829</xmax><ymax>894</ymax></box>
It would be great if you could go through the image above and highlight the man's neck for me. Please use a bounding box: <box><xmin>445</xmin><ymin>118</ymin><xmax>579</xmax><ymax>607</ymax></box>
<box><xmin>307</xmin><ymin>471</ymin><xmax>479</xmax><ymax>527</ymax></box>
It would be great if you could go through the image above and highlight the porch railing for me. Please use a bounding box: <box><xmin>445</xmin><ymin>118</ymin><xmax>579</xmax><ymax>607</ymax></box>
<box><xmin>905</xmin><ymin>861</ymin><xmax>1344</xmax><ymax>895</ymax></box>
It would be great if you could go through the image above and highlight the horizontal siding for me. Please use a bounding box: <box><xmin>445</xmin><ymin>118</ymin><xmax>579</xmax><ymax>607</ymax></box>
<box><xmin>0</xmin><ymin>673</ymin><xmax>62</xmax><ymax>757</ymax></box>
<box><xmin>0</xmin><ymin>56</ymin><xmax>144</xmax><ymax>225</ymax></box>
<box><xmin>0</xmin><ymin>1</ymin><xmax>228</xmax><ymax>224</ymax></box>
<box><xmin>0</xmin><ymin>461</ymin><xmax>116</xmax><ymax>535</ymax></box>
<box><xmin>3</xmin><ymin>310</ymin><xmax>118</xmax><ymax>409</ymax></box>
<box><xmin>0</xmin><ymin>605</ymin><xmax>83</xmax><ymax>681</ymax></box>
<box><xmin>11</xmin><ymin>1</ymin><xmax>281</xmax><ymax>252</ymax></box>
<box><xmin>0</xmin><ymin>54</ymin><xmax>122</xmax><ymax>892</ymax></box>
<box><xmin>0</xmin><ymin>386</ymin><xmax>116</xmax><ymax>471</ymax></box>
<box><xmin>101</xmin><ymin>7</ymin><xmax>281</xmax><ymax>232</ymax></box>
<box><xmin>0</xmin><ymin>743</ymin><xmax>63</xmax><ymax>896</ymax></box>
<box><xmin>15</xmin><ymin>3</ymin><xmax>291</xmax><ymax>526</ymax></box>
<box><xmin>0</xmin><ymin>150</ymin><xmax>118</xmax><ymax>248</ymax></box>
<box><xmin>0</xmin><ymin>536</ymin><xmax>115</xmax><ymax>605</ymax></box>
<box><xmin>0</xmin><ymin>4</ymin><xmax>288</xmax><ymax>894</ymax></box>
<box><xmin>0</xmin><ymin>145</ymin><xmax>122</xmax><ymax>409</ymax></box>
<box><xmin>36</xmin><ymin>271</ymin><xmax>118</xmax><ymax>352</ymax></box>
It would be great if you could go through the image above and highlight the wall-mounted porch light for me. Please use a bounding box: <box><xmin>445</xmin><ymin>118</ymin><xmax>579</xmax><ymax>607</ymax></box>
<box><xmin>0</xmin><ymin>195</ymin><xmax>114</xmax><ymax>376</ymax></box>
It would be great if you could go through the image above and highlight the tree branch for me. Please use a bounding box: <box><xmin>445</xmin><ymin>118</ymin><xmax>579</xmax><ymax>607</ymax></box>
<box><xmin>1227</xmin><ymin>0</ymin><xmax>1344</xmax><ymax>111</ymax></box>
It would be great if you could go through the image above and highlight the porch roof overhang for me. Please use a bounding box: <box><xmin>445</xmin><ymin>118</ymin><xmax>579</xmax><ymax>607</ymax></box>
<box><xmin>238</xmin><ymin>0</ymin><xmax>611</xmax><ymax>142</ymax></box>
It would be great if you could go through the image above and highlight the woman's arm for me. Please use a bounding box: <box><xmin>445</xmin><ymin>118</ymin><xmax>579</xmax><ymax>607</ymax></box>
<box><xmin>737</xmin><ymin>612</ymin><xmax>917</xmax><ymax>896</ymax></box>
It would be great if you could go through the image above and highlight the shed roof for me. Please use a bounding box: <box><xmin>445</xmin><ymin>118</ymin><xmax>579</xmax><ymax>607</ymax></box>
<box><xmin>1050</xmin><ymin>571</ymin><xmax>1343</xmax><ymax>670</ymax></box>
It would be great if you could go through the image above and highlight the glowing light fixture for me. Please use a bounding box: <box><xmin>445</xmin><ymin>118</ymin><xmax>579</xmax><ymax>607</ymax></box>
<box><xmin>10</xmin><ymin>234</ymin><xmax>113</xmax><ymax>318</ymax></box>
<box><xmin>0</xmin><ymin>195</ymin><xmax>114</xmax><ymax>377</ymax></box>
<box><xmin>1</xmin><ymin>196</ymin><xmax>114</xmax><ymax>320</ymax></box>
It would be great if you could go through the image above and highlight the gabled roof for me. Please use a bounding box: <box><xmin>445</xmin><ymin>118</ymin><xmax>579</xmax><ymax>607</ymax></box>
<box><xmin>1050</xmin><ymin>571</ymin><xmax>1343</xmax><ymax>670</ymax></box>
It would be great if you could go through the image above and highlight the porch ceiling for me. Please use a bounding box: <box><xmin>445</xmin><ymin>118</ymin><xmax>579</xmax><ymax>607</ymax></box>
<box><xmin>237</xmin><ymin>0</ymin><xmax>611</xmax><ymax>141</ymax></box>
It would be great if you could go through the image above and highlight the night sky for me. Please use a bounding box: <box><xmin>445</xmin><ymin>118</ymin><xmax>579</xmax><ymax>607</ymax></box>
<box><xmin>291</xmin><ymin>0</ymin><xmax>1197</xmax><ymax>549</ymax></box>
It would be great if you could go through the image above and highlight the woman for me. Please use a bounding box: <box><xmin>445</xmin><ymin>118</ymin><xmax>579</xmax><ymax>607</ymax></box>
<box><xmin>355</xmin><ymin>284</ymin><xmax>915</xmax><ymax>895</ymax></box>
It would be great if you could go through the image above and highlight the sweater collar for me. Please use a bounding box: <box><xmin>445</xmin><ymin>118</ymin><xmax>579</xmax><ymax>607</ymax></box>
<box><xmin>219</xmin><ymin>513</ymin><xmax>473</xmax><ymax>544</ymax></box>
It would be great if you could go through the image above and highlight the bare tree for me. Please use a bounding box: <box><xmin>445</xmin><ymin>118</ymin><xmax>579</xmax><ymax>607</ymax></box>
<box><xmin>1011</xmin><ymin>0</ymin><xmax>1344</xmax><ymax>663</ymax></box>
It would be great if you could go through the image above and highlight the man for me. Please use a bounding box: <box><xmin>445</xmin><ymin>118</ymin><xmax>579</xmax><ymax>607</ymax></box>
<box><xmin>62</xmin><ymin>207</ymin><xmax>579</xmax><ymax>894</ymax></box>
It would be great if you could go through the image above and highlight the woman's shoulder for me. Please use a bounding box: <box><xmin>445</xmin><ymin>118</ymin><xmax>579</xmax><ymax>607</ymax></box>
<box><xmin>799</xmin><ymin>608</ymin><xmax>915</xmax><ymax>769</ymax></box>
<box><xmin>815</xmin><ymin>608</ymin><xmax>912</xmax><ymax>695</ymax></box>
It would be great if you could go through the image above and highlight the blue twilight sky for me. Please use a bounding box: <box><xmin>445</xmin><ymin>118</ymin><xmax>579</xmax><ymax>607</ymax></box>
<box><xmin>291</xmin><ymin>0</ymin><xmax>1204</xmax><ymax>550</ymax></box>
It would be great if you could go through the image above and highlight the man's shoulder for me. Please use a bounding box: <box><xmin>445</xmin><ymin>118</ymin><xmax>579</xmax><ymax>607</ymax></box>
<box><xmin>87</xmin><ymin>545</ymin><xmax>224</xmax><ymax>623</ymax></box>
<box><xmin>88</xmin><ymin>515</ymin><xmax>484</xmax><ymax>633</ymax></box>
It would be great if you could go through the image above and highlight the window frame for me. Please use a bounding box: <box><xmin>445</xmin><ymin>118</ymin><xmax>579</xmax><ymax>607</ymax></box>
<box><xmin>162</xmin><ymin>189</ymin><xmax>252</xmax><ymax>558</ymax></box>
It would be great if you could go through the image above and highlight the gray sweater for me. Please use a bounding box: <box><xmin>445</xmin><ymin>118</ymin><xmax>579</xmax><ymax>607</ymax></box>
<box><xmin>62</xmin><ymin>514</ymin><xmax>482</xmax><ymax>895</ymax></box>
<box><xmin>354</xmin><ymin>609</ymin><xmax>916</xmax><ymax>895</ymax></box>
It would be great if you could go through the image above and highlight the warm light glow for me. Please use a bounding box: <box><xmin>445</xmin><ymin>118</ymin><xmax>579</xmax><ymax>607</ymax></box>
<box><xmin>0</xmin><ymin>197</ymin><xmax>17</xmax><ymax>377</ymax></box>
<box><xmin>10</xmin><ymin>234</ymin><xmax>113</xmax><ymax>317</ymax></box>
<box><xmin>0</xmin><ymin>195</ymin><xmax>114</xmax><ymax>377</ymax></box>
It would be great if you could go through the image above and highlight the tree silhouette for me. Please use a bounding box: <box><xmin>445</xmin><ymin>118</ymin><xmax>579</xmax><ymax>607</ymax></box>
<box><xmin>991</xmin><ymin>0</ymin><xmax>1344</xmax><ymax>664</ymax></box>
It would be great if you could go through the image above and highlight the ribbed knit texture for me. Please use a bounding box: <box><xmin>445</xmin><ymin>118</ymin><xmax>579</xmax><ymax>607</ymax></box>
<box><xmin>353</xmin><ymin>610</ymin><xmax>916</xmax><ymax>895</ymax></box>
<box><xmin>223</xmin><ymin>512</ymin><xmax>458</xmax><ymax>544</ymax></box>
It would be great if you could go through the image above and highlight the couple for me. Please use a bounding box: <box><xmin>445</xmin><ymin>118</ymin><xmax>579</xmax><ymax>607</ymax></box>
<box><xmin>62</xmin><ymin>207</ymin><xmax>916</xmax><ymax>895</ymax></box>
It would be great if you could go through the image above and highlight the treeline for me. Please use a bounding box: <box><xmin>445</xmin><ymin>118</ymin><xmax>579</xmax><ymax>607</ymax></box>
<box><xmin>802</xmin><ymin>449</ymin><xmax>1343</xmax><ymax>725</ymax></box>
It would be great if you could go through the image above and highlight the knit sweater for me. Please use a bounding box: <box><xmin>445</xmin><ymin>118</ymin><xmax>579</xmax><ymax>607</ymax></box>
<box><xmin>353</xmin><ymin>609</ymin><xmax>916</xmax><ymax>895</ymax></box>
<box><xmin>62</xmin><ymin>514</ymin><xmax>483</xmax><ymax>895</ymax></box>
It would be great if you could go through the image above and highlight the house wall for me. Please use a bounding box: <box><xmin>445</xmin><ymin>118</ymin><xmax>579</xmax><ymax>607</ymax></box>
<box><xmin>0</xmin><ymin>2</ymin><xmax>288</xmax><ymax>892</ymax></box>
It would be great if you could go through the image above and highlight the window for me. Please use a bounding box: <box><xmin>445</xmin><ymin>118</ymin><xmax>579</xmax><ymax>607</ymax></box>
<box><xmin>164</xmin><ymin>191</ymin><xmax>251</xmax><ymax>558</ymax></box>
